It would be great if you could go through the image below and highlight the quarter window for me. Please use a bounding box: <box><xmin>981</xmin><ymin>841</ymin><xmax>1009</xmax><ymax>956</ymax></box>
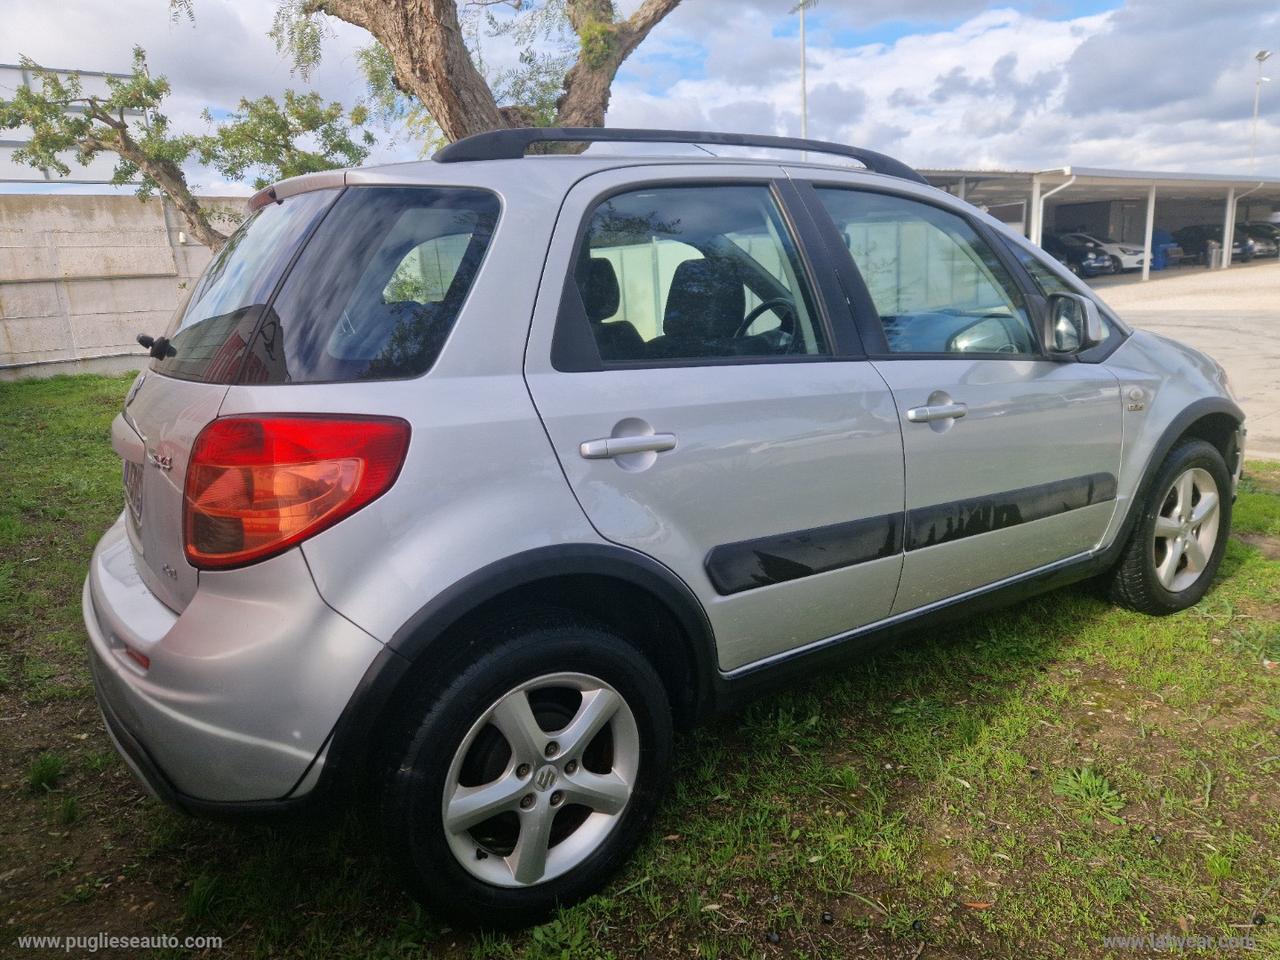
<box><xmin>1000</xmin><ymin>236</ymin><xmax>1113</xmax><ymax>342</ymax></box>
<box><xmin>241</xmin><ymin>187</ymin><xmax>500</xmax><ymax>383</ymax></box>
<box><xmin>573</xmin><ymin>185</ymin><xmax>827</xmax><ymax>363</ymax></box>
<box><xmin>814</xmin><ymin>189</ymin><xmax>1037</xmax><ymax>356</ymax></box>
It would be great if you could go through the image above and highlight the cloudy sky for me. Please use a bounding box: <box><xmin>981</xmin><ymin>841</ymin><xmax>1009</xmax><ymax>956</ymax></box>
<box><xmin>2</xmin><ymin>0</ymin><xmax>1278</xmax><ymax>194</ymax></box>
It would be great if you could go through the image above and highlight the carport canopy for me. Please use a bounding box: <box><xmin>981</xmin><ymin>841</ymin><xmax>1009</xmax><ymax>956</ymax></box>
<box><xmin>924</xmin><ymin>166</ymin><xmax>1280</xmax><ymax>280</ymax></box>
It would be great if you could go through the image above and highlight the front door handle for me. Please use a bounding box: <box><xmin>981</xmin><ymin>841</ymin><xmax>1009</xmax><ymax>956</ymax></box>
<box><xmin>906</xmin><ymin>402</ymin><xmax>967</xmax><ymax>423</ymax></box>
<box><xmin>579</xmin><ymin>433</ymin><xmax>677</xmax><ymax>459</ymax></box>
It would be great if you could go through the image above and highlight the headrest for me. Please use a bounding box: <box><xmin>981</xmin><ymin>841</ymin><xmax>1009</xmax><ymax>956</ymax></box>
<box><xmin>580</xmin><ymin>257</ymin><xmax>620</xmax><ymax>322</ymax></box>
<box><xmin>663</xmin><ymin>258</ymin><xmax>745</xmax><ymax>340</ymax></box>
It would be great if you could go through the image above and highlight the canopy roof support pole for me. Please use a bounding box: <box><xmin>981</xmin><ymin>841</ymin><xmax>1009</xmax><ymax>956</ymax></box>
<box><xmin>1142</xmin><ymin>183</ymin><xmax>1156</xmax><ymax>282</ymax></box>
<box><xmin>1029</xmin><ymin>175</ymin><xmax>1041</xmax><ymax>242</ymax></box>
<box><xmin>1222</xmin><ymin>186</ymin><xmax>1236</xmax><ymax>269</ymax></box>
<box><xmin>1032</xmin><ymin>176</ymin><xmax>1075</xmax><ymax>246</ymax></box>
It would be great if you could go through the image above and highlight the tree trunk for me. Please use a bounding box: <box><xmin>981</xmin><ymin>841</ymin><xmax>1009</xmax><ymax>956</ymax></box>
<box><xmin>314</xmin><ymin>0</ymin><xmax>683</xmax><ymax>142</ymax></box>
<box><xmin>315</xmin><ymin>0</ymin><xmax>506</xmax><ymax>141</ymax></box>
<box><xmin>105</xmin><ymin>134</ymin><xmax>228</xmax><ymax>252</ymax></box>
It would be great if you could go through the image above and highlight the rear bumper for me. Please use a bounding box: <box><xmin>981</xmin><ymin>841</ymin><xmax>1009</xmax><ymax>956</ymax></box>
<box><xmin>83</xmin><ymin>513</ymin><xmax>385</xmax><ymax>806</ymax></box>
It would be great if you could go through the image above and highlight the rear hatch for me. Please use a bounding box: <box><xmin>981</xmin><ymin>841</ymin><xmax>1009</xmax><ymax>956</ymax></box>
<box><xmin>116</xmin><ymin>188</ymin><xmax>341</xmax><ymax>611</ymax></box>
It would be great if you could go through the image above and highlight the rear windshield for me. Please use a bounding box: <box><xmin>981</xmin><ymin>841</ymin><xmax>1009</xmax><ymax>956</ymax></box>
<box><xmin>153</xmin><ymin>189</ymin><xmax>339</xmax><ymax>382</ymax></box>
<box><xmin>153</xmin><ymin>186</ymin><xmax>501</xmax><ymax>384</ymax></box>
<box><xmin>238</xmin><ymin>186</ymin><xmax>501</xmax><ymax>383</ymax></box>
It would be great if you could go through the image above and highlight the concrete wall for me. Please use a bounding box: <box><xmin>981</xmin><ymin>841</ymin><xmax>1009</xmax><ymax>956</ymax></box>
<box><xmin>0</xmin><ymin>193</ymin><xmax>244</xmax><ymax>379</ymax></box>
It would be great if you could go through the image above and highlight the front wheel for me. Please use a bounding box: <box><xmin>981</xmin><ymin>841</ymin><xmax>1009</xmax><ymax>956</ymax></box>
<box><xmin>1107</xmin><ymin>439</ymin><xmax>1232</xmax><ymax>614</ymax></box>
<box><xmin>379</xmin><ymin>614</ymin><xmax>673</xmax><ymax>927</ymax></box>
<box><xmin>1110</xmin><ymin>255</ymin><xmax>1123</xmax><ymax>274</ymax></box>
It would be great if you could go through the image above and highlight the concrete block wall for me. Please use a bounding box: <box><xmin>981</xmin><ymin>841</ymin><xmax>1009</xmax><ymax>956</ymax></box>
<box><xmin>0</xmin><ymin>193</ymin><xmax>244</xmax><ymax>379</ymax></box>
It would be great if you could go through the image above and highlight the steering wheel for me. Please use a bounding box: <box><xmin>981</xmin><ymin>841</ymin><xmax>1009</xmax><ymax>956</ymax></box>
<box><xmin>734</xmin><ymin>298</ymin><xmax>796</xmax><ymax>339</ymax></box>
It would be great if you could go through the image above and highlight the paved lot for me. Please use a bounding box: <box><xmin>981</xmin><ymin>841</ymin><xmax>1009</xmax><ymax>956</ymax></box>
<box><xmin>1091</xmin><ymin>260</ymin><xmax>1280</xmax><ymax>459</ymax></box>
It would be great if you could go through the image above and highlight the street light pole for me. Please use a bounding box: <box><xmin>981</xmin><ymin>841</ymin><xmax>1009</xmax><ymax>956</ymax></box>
<box><xmin>789</xmin><ymin>0</ymin><xmax>818</xmax><ymax>139</ymax></box>
<box><xmin>800</xmin><ymin>3</ymin><xmax>807</xmax><ymax>138</ymax></box>
<box><xmin>1252</xmin><ymin>49</ymin><xmax>1272</xmax><ymax>172</ymax></box>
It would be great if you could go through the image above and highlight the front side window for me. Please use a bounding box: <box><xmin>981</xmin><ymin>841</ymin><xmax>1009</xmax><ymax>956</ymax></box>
<box><xmin>572</xmin><ymin>185</ymin><xmax>827</xmax><ymax>363</ymax></box>
<box><xmin>814</xmin><ymin>189</ymin><xmax>1037</xmax><ymax>356</ymax></box>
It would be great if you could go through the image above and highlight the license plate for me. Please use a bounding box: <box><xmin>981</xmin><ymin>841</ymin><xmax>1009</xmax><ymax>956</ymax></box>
<box><xmin>123</xmin><ymin>461</ymin><xmax>144</xmax><ymax>520</ymax></box>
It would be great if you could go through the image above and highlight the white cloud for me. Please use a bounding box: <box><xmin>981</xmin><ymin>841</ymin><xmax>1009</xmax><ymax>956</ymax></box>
<box><xmin>3</xmin><ymin>0</ymin><xmax>1280</xmax><ymax>194</ymax></box>
<box><xmin>611</xmin><ymin>2</ymin><xmax>1280</xmax><ymax>174</ymax></box>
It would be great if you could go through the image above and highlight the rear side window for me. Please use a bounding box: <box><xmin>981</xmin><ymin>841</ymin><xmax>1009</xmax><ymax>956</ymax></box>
<box><xmin>571</xmin><ymin>184</ymin><xmax>827</xmax><ymax>364</ymax></box>
<box><xmin>240</xmin><ymin>186</ymin><xmax>500</xmax><ymax>383</ymax></box>
<box><xmin>153</xmin><ymin>189</ymin><xmax>339</xmax><ymax>382</ymax></box>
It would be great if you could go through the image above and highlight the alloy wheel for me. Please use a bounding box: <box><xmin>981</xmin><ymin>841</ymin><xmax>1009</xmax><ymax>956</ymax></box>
<box><xmin>441</xmin><ymin>672</ymin><xmax>639</xmax><ymax>888</ymax></box>
<box><xmin>1151</xmin><ymin>467</ymin><xmax>1220</xmax><ymax>593</ymax></box>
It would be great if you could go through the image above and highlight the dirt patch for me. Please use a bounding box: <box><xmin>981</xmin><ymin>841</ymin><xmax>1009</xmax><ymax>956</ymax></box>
<box><xmin>1244</xmin><ymin>461</ymin><xmax>1280</xmax><ymax>494</ymax></box>
<box><xmin>1235</xmin><ymin>532</ymin><xmax>1280</xmax><ymax>560</ymax></box>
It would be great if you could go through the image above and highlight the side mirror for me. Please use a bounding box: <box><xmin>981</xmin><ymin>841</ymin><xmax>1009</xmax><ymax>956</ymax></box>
<box><xmin>1045</xmin><ymin>292</ymin><xmax>1104</xmax><ymax>353</ymax></box>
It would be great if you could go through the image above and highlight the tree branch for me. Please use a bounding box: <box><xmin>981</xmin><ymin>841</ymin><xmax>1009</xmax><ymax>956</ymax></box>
<box><xmin>111</xmin><ymin>131</ymin><xmax>226</xmax><ymax>251</ymax></box>
<box><xmin>554</xmin><ymin>0</ymin><xmax>682</xmax><ymax>128</ymax></box>
<box><xmin>622</xmin><ymin>0</ymin><xmax>681</xmax><ymax>52</ymax></box>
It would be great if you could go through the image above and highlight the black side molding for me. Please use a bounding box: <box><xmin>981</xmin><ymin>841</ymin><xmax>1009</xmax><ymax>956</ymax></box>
<box><xmin>704</xmin><ymin>474</ymin><xmax>1117</xmax><ymax>597</ymax></box>
<box><xmin>706</xmin><ymin>513</ymin><xmax>901</xmax><ymax>595</ymax></box>
<box><xmin>906</xmin><ymin>472</ymin><xmax>1117</xmax><ymax>550</ymax></box>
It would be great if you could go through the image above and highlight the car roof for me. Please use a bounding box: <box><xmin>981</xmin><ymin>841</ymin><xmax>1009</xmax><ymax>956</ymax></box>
<box><xmin>252</xmin><ymin>153</ymin><xmax>923</xmax><ymax>210</ymax></box>
<box><xmin>249</xmin><ymin>128</ymin><xmax>931</xmax><ymax>210</ymax></box>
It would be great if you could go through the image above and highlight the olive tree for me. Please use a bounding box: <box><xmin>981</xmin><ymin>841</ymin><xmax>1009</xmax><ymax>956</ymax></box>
<box><xmin>0</xmin><ymin>47</ymin><xmax>372</xmax><ymax>251</ymax></box>
<box><xmin>262</xmin><ymin>0</ymin><xmax>684</xmax><ymax>143</ymax></box>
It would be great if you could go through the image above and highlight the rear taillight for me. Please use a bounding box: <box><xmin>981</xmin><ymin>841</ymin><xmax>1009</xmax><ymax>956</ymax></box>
<box><xmin>184</xmin><ymin>415</ymin><xmax>410</xmax><ymax>569</ymax></box>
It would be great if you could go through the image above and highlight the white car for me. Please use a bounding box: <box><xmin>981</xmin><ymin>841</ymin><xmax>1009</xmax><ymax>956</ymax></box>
<box><xmin>1061</xmin><ymin>232</ymin><xmax>1145</xmax><ymax>272</ymax></box>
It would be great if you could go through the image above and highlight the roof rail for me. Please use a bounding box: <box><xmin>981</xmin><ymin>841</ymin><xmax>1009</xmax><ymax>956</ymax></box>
<box><xmin>432</xmin><ymin>127</ymin><xmax>928</xmax><ymax>185</ymax></box>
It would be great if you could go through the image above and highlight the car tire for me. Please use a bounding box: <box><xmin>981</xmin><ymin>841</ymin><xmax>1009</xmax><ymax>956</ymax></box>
<box><xmin>379</xmin><ymin>609</ymin><xmax>673</xmax><ymax>928</ymax></box>
<box><xmin>1110</xmin><ymin>255</ymin><xmax>1123</xmax><ymax>274</ymax></box>
<box><xmin>1107</xmin><ymin>439</ymin><xmax>1232</xmax><ymax>615</ymax></box>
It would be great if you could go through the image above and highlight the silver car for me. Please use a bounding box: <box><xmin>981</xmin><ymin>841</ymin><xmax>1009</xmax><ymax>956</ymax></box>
<box><xmin>84</xmin><ymin>128</ymin><xmax>1245</xmax><ymax>927</ymax></box>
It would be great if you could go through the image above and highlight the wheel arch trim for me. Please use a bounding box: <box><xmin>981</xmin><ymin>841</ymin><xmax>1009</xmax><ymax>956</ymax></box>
<box><xmin>306</xmin><ymin>544</ymin><xmax>719</xmax><ymax>799</ymax></box>
<box><xmin>1106</xmin><ymin>396</ymin><xmax>1244</xmax><ymax>561</ymax></box>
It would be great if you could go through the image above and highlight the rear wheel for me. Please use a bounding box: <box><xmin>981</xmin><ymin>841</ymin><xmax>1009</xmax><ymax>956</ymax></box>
<box><xmin>1107</xmin><ymin>439</ymin><xmax>1232</xmax><ymax>614</ymax></box>
<box><xmin>380</xmin><ymin>614</ymin><xmax>673</xmax><ymax>927</ymax></box>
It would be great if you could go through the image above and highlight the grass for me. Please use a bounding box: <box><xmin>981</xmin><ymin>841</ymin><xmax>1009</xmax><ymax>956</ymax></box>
<box><xmin>2</xmin><ymin>373</ymin><xmax>1280</xmax><ymax>959</ymax></box>
<box><xmin>27</xmin><ymin>752</ymin><xmax>65</xmax><ymax>793</ymax></box>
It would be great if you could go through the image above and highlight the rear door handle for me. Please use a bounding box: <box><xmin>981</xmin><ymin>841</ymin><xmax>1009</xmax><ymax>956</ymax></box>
<box><xmin>906</xmin><ymin>402</ymin><xmax>967</xmax><ymax>423</ymax></box>
<box><xmin>579</xmin><ymin>433</ymin><xmax>677</xmax><ymax>459</ymax></box>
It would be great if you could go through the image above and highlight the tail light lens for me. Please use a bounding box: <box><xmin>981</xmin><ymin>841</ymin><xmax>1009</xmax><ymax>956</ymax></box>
<box><xmin>184</xmin><ymin>415</ymin><xmax>410</xmax><ymax>569</ymax></box>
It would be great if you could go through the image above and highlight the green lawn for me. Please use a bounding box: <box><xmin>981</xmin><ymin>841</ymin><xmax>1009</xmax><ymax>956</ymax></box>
<box><xmin>2</xmin><ymin>373</ymin><xmax>1279</xmax><ymax>959</ymax></box>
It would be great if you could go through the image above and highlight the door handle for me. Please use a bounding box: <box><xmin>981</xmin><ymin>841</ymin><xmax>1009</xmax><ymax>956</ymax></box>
<box><xmin>906</xmin><ymin>402</ymin><xmax>967</xmax><ymax>423</ymax></box>
<box><xmin>579</xmin><ymin>433</ymin><xmax>677</xmax><ymax>459</ymax></box>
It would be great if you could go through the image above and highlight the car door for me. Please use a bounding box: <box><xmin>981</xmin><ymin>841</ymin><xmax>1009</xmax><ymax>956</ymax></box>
<box><xmin>794</xmin><ymin>176</ymin><xmax>1123</xmax><ymax>615</ymax></box>
<box><xmin>523</xmin><ymin>166</ymin><xmax>906</xmax><ymax>672</ymax></box>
